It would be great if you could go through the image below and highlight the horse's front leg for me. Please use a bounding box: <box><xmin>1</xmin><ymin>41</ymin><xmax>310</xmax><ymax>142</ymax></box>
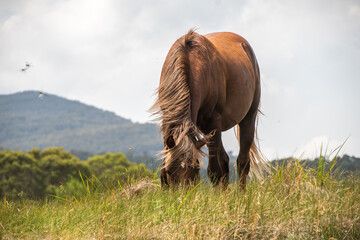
<box><xmin>205</xmin><ymin>115</ymin><xmax>229</xmax><ymax>187</ymax></box>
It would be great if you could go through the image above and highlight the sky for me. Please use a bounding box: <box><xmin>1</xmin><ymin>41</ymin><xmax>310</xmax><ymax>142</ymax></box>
<box><xmin>1</xmin><ymin>0</ymin><xmax>359</xmax><ymax>160</ymax></box>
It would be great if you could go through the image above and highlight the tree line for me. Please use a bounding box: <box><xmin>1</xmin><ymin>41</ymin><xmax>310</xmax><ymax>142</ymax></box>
<box><xmin>0</xmin><ymin>147</ymin><xmax>152</xmax><ymax>200</ymax></box>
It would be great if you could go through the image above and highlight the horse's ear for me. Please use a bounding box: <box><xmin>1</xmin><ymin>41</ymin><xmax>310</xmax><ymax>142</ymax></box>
<box><xmin>166</xmin><ymin>135</ymin><xmax>176</xmax><ymax>149</ymax></box>
<box><xmin>194</xmin><ymin>139</ymin><xmax>206</xmax><ymax>149</ymax></box>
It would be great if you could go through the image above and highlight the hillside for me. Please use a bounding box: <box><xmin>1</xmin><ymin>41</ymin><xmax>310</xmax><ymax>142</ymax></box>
<box><xmin>270</xmin><ymin>154</ymin><xmax>360</xmax><ymax>176</ymax></box>
<box><xmin>0</xmin><ymin>91</ymin><xmax>162</xmax><ymax>155</ymax></box>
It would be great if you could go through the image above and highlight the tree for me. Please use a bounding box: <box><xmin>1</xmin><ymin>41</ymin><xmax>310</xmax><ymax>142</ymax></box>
<box><xmin>0</xmin><ymin>147</ymin><xmax>154</xmax><ymax>199</ymax></box>
<box><xmin>87</xmin><ymin>153</ymin><xmax>151</xmax><ymax>185</ymax></box>
<box><xmin>0</xmin><ymin>151</ymin><xmax>44</xmax><ymax>199</ymax></box>
<box><xmin>38</xmin><ymin>147</ymin><xmax>91</xmax><ymax>194</ymax></box>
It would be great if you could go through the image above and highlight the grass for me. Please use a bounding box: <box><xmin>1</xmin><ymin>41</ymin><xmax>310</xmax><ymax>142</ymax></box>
<box><xmin>1</xmin><ymin>160</ymin><xmax>360</xmax><ymax>239</ymax></box>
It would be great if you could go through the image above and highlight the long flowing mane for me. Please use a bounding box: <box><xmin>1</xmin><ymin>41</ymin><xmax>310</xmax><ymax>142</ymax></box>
<box><xmin>151</xmin><ymin>30</ymin><xmax>206</xmax><ymax>169</ymax></box>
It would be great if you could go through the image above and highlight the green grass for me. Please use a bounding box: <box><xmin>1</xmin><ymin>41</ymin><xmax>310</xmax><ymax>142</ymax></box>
<box><xmin>1</xmin><ymin>162</ymin><xmax>360</xmax><ymax>239</ymax></box>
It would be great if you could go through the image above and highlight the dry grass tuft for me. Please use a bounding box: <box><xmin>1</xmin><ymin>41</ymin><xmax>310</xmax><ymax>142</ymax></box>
<box><xmin>121</xmin><ymin>179</ymin><xmax>160</xmax><ymax>197</ymax></box>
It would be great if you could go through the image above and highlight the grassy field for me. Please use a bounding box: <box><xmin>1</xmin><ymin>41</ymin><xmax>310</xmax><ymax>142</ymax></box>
<box><xmin>1</xmin><ymin>160</ymin><xmax>360</xmax><ymax>239</ymax></box>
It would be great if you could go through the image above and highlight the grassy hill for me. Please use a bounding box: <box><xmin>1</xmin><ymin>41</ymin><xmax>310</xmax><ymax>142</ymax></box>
<box><xmin>0</xmin><ymin>91</ymin><xmax>162</xmax><ymax>155</ymax></box>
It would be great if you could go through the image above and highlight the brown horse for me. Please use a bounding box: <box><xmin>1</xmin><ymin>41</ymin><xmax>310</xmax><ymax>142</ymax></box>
<box><xmin>151</xmin><ymin>29</ymin><xmax>268</xmax><ymax>189</ymax></box>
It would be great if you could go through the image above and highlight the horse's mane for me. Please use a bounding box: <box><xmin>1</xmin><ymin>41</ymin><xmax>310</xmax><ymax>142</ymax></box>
<box><xmin>151</xmin><ymin>29</ymin><xmax>207</xmax><ymax>169</ymax></box>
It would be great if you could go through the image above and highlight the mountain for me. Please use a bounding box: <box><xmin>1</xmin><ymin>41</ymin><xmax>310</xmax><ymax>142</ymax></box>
<box><xmin>0</xmin><ymin>91</ymin><xmax>162</xmax><ymax>155</ymax></box>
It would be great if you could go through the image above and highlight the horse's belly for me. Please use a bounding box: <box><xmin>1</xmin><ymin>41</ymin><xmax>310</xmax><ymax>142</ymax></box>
<box><xmin>221</xmin><ymin>102</ymin><xmax>252</xmax><ymax>131</ymax></box>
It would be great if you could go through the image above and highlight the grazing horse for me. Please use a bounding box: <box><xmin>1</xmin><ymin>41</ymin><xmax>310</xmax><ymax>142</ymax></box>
<box><xmin>151</xmin><ymin>30</ymin><xmax>268</xmax><ymax>189</ymax></box>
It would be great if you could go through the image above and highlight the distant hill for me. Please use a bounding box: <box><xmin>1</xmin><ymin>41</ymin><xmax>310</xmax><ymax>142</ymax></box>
<box><xmin>0</xmin><ymin>91</ymin><xmax>162</xmax><ymax>155</ymax></box>
<box><xmin>270</xmin><ymin>154</ymin><xmax>360</xmax><ymax>176</ymax></box>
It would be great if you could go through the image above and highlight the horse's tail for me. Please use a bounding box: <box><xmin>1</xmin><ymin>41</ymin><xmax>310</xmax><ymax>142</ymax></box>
<box><xmin>236</xmin><ymin>117</ymin><xmax>270</xmax><ymax>179</ymax></box>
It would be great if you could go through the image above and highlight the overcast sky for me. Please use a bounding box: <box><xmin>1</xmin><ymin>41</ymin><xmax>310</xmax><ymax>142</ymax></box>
<box><xmin>1</xmin><ymin>0</ymin><xmax>359</xmax><ymax>159</ymax></box>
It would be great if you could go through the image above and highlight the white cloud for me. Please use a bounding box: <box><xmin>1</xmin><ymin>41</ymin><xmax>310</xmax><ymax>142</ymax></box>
<box><xmin>296</xmin><ymin>136</ymin><xmax>345</xmax><ymax>159</ymax></box>
<box><xmin>349</xmin><ymin>3</ymin><xmax>360</xmax><ymax>16</ymax></box>
<box><xmin>1</xmin><ymin>14</ymin><xmax>21</xmax><ymax>30</ymax></box>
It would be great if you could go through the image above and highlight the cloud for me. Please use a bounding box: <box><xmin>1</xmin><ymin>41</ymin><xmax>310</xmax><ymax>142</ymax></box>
<box><xmin>1</xmin><ymin>14</ymin><xmax>21</xmax><ymax>30</ymax></box>
<box><xmin>296</xmin><ymin>136</ymin><xmax>345</xmax><ymax>159</ymax></box>
<box><xmin>349</xmin><ymin>3</ymin><xmax>360</xmax><ymax>16</ymax></box>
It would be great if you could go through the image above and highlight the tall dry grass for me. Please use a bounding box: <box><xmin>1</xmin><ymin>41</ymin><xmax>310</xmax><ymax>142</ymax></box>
<box><xmin>1</xmin><ymin>158</ymin><xmax>359</xmax><ymax>239</ymax></box>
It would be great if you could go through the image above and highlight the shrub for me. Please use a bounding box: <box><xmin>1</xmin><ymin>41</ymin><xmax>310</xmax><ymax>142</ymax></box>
<box><xmin>0</xmin><ymin>151</ymin><xmax>44</xmax><ymax>199</ymax></box>
<box><xmin>87</xmin><ymin>153</ymin><xmax>152</xmax><ymax>186</ymax></box>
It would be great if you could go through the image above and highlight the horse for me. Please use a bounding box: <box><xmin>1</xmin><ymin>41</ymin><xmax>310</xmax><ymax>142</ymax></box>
<box><xmin>151</xmin><ymin>29</ymin><xmax>268</xmax><ymax>189</ymax></box>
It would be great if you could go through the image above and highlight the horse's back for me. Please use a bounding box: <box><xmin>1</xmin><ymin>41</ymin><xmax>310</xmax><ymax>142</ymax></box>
<box><xmin>204</xmin><ymin>32</ymin><xmax>259</xmax><ymax>130</ymax></box>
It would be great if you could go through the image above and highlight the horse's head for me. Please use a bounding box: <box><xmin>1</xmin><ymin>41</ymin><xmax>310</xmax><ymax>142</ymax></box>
<box><xmin>160</xmin><ymin>129</ymin><xmax>207</xmax><ymax>186</ymax></box>
<box><xmin>161</xmin><ymin>127</ymin><xmax>214</xmax><ymax>185</ymax></box>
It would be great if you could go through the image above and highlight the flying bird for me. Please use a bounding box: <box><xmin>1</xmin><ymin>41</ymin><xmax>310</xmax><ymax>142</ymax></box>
<box><xmin>20</xmin><ymin>62</ymin><xmax>33</xmax><ymax>72</ymax></box>
<box><xmin>38</xmin><ymin>91</ymin><xmax>48</xmax><ymax>99</ymax></box>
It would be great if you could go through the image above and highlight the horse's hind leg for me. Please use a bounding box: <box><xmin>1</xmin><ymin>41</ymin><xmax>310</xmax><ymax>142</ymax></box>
<box><xmin>237</xmin><ymin>110</ymin><xmax>257</xmax><ymax>190</ymax></box>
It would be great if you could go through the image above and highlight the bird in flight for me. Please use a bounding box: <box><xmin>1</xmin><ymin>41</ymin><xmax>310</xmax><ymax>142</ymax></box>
<box><xmin>38</xmin><ymin>91</ymin><xmax>48</xmax><ymax>99</ymax></box>
<box><xmin>20</xmin><ymin>62</ymin><xmax>33</xmax><ymax>72</ymax></box>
